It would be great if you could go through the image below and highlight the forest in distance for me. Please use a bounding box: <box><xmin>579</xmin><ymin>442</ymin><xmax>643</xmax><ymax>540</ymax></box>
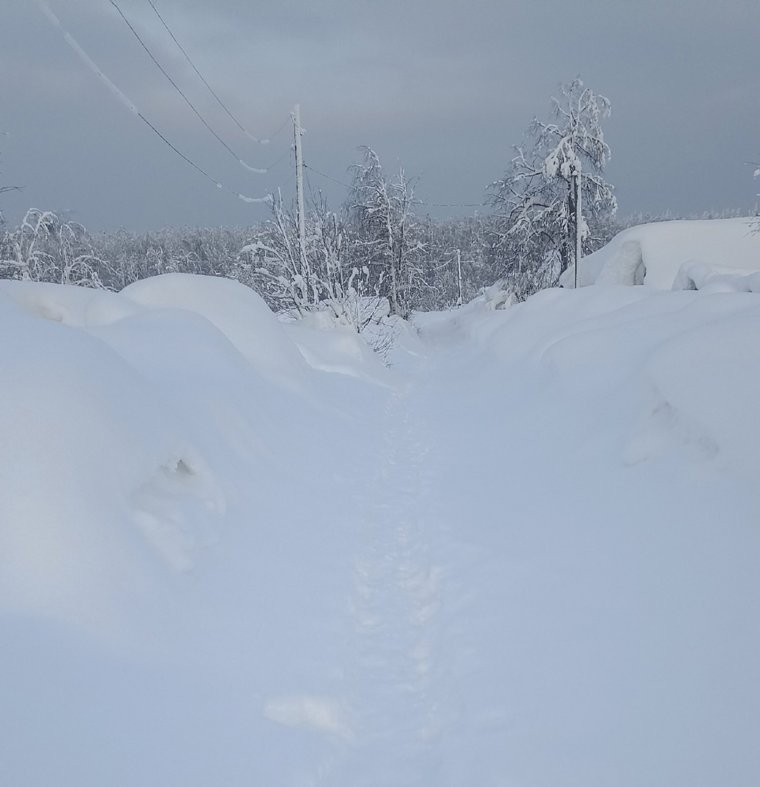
<box><xmin>1</xmin><ymin>79</ymin><xmax>757</xmax><ymax>326</ymax></box>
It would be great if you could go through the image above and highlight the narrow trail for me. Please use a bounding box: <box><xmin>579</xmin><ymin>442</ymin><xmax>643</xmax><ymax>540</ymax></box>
<box><xmin>330</xmin><ymin>369</ymin><xmax>455</xmax><ymax>786</ymax></box>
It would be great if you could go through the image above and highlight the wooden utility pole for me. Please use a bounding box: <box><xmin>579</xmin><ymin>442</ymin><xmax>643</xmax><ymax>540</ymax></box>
<box><xmin>456</xmin><ymin>248</ymin><xmax>463</xmax><ymax>307</ymax></box>
<box><xmin>574</xmin><ymin>166</ymin><xmax>582</xmax><ymax>289</ymax></box>
<box><xmin>292</xmin><ymin>104</ymin><xmax>307</xmax><ymax>277</ymax></box>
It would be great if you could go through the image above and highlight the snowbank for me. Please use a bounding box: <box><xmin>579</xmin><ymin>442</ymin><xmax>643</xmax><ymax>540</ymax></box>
<box><xmin>414</xmin><ymin>284</ymin><xmax>760</xmax><ymax>785</ymax></box>
<box><xmin>122</xmin><ymin>273</ymin><xmax>308</xmax><ymax>385</ymax></box>
<box><xmin>0</xmin><ymin>275</ymin><xmax>388</xmax><ymax>631</ymax></box>
<box><xmin>283</xmin><ymin>308</ymin><xmax>393</xmax><ymax>384</ymax></box>
<box><xmin>0</xmin><ymin>289</ymin><xmax>222</xmax><ymax>630</ymax></box>
<box><xmin>3</xmin><ymin>273</ymin><xmax>760</xmax><ymax>786</ymax></box>
<box><xmin>452</xmin><ymin>284</ymin><xmax>760</xmax><ymax>478</ymax></box>
<box><xmin>0</xmin><ymin>278</ymin><xmax>141</xmax><ymax>326</ymax></box>
<box><xmin>0</xmin><ymin>275</ymin><xmax>399</xmax><ymax>785</ymax></box>
<box><xmin>561</xmin><ymin>217</ymin><xmax>760</xmax><ymax>289</ymax></box>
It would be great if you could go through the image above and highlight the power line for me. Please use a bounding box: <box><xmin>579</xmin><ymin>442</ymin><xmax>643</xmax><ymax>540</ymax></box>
<box><xmin>110</xmin><ymin>0</ymin><xmax>270</xmax><ymax>175</ymax></box>
<box><xmin>34</xmin><ymin>0</ymin><xmax>271</xmax><ymax>206</ymax></box>
<box><xmin>146</xmin><ymin>0</ymin><xmax>282</xmax><ymax>146</ymax></box>
<box><xmin>263</xmin><ymin>146</ymin><xmax>293</xmax><ymax>173</ymax></box>
<box><xmin>303</xmin><ymin>163</ymin><xmax>352</xmax><ymax>190</ymax></box>
<box><xmin>265</xmin><ymin>114</ymin><xmax>292</xmax><ymax>143</ymax></box>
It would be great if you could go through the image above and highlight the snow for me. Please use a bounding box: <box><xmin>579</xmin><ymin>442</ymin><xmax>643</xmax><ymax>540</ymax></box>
<box><xmin>236</xmin><ymin>190</ymin><xmax>273</xmax><ymax>204</ymax></box>
<box><xmin>239</xmin><ymin>158</ymin><xmax>268</xmax><ymax>175</ymax></box>
<box><xmin>2</xmin><ymin>271</ymin><xmax>760</xmax><ymax>786</ymax></box>
<box><xmin>562</xmin><ymin>216</ymin><xmax>760</xmax><ymax>289</ymax></box>
<box><xmin>284</xmin><ymin>309</ymin><xmax>394</xmax><ymax>384</ymax></box>
<box><xmin>121</xmin><ymin>273</ymin><xmax>308</xmax><ymax>385</ymax></box>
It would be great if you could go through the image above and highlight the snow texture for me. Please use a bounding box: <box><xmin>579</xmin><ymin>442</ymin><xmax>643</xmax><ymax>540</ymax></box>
<box><xmin>562</xmin><ymin>216</ymin><xmax>760</xmax><ymax>289</ymax></box>
<box><xmin>2</xmin><ymin>268</ymin><xmax>760</xmax><ymax>786</ymax></box>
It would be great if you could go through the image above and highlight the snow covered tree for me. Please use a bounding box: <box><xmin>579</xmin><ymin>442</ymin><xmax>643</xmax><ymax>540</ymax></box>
<box><xmin>308</xmin><ymin>193</ymin><xmax>390</xmax><ymax>334</ymax></box>
<box><xmin>488</xmin><ymin>78</ymin><xmax>616</xmax><ymax>294</ymax></box>
<box><xmin>240</xmin><ymin>191</ymin><xmax>317</xmax><ymax>316</ymax></box>
<box><xmin>239</xmin><ymin>191</ymin><xmax>389</xmax><ymax>335</ymax></box>
<box><xmin>347</xmin><ymin>147</ymin><xmax>423</xmax><ymax>318</ymax></box>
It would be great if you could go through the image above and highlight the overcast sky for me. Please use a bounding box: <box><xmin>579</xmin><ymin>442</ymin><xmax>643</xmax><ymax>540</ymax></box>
<box><xmin>1</xmin><ymin>0</ymin><xmax>759</xmax><ymax>231</ymax></box>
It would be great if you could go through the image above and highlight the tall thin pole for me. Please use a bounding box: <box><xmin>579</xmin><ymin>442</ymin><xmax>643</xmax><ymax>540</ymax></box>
<box><xmin>574</xmin><ymin>167</ymin><xmax>582</xmax><ymax>289</ymax></box>
<box><xmin>456</xmin><ymin>248</ymin><xmax>463</xmax><ymax>307</ymax></box>
<box><xmin>293</xmin><ymin>104</ymin><xmax>307</xmax><ymax>277</ymax></box>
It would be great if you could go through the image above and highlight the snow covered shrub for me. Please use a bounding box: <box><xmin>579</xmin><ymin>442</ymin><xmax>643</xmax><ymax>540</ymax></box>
<box><xmin>0</xmin><ymin>209</ymin><xmax>110</xmax><ymax>288</ymax></box>
<box><xmin>241</xmin><ymin>192</ymin><xmax>393</xmax><ymax>340</ymax></box>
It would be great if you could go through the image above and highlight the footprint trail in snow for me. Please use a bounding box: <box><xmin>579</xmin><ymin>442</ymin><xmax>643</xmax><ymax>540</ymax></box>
<box><xmin>332</xmin><ymin>381</ymin><xmax>453</xmax><ymax>785</ymax></box>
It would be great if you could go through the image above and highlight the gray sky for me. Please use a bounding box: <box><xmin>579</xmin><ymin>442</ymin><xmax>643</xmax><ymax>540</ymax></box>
<box><xmin>1</xmin><ymin>0</ymin><xmax>759</xmax><ymax>231</ymax></box>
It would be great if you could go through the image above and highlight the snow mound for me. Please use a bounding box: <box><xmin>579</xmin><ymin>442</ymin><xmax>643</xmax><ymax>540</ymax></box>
<box><xmin>562</xmin><ymin>217</ymin><xmax>760</xmax><ymax>289</ymax></box>
<box><xmin>672</xmin><ymin>261</ymin><xmax>760</xmax><ymax>293</ymax></box>
<box><xmin>0</xmin><ymin>279</ymin><xmax>141</xmax><ymax>326</ymax></box>
<box><xmin>455</xmin><ymin>284</ymin><xmax>760</xmax><ymax>479</ymax></box>
<box><xmin>122</xmin><ymin>273</ymin><xmax>307</xmax><ymax>384</ymax></box>
<box><xmin>284</xmin><ymin>309</ymin><xmax>393</xmax><ymax>384</ymax></box>
<box><xmin>0</xmin><ymin>291</ymin><xmax>223</xmax><ymax>630</ymax></box>
<box><xmin>0</xmin><ymin>275</ymin><xmax>390</xmax><ymax>635</ymax></box>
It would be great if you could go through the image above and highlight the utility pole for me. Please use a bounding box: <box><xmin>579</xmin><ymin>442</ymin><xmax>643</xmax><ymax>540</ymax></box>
<box><xmin>456</xmin><ymin>248</ymin><xmax>463</xmax><ymax>307</ymax></box>
<box><xmin>292</xmin><ymin>104</ymin><xmax>307</xmax><ymax>281</ymax></box>
<box><xmin>574</xmin><ymin>166</ymin><xmax>582</xmax><ymax>289</ymax></box>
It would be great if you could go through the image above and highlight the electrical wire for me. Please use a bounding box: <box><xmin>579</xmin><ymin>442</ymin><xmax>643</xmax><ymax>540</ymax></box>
<box><xmin>34</xmin><ymin>0</ymin><xmax>271</xmax><ymax>205</ymax></box>
<box><xmin>263</xmin><ymin>146</ymin><xmax>293</xmax><ymax>174</ymax></box>
<box><xmin>146</xmin><ymin>0</ymin><xmax>267</xmax><ymax>144</ymax></box>
<box><xmin>264</xmin><ymin>114</ymin><xmax>292</xmax><ymax>143</ymax></box>
<box><xmin>111</xmin><ymin>0</ymin><xmax>269</xmax><ymax>174</ymax></box>
<box><xmin>303</xmin><ymin>163</ymin><xmax>352</xmax><ymax>190</ymax></box>
<box><xmin>146</xmin><ymin>0</ymin><xmax>290</xmax><ymax>146</ymax></box>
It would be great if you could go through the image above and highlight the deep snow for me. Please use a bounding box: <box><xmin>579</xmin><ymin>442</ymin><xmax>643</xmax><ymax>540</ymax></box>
<box><xmin>561</xmin><ymin>216</ymin><xmax>760</xmax><ymax>289</ymax></box>
<box><xmin>1</xmin><ymin>273</ymin><xmax>759</xmax><ymax>786</ymax></box>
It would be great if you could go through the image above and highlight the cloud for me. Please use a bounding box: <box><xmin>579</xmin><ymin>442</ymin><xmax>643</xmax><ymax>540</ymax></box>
<box><xmin>3</xmin><ymin>0</ymin><xmax>759</xmax><ymax>229</ymax></box>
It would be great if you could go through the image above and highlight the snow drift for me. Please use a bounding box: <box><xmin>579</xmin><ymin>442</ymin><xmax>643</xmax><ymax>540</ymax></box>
<box><xmin>0</xmin><ymin>274</ymin><xmax>385</xmax><ymax>631</ymax></box>
<box><xmin>2</xmin><ymin>270</ymin><xmax>760</xmax><ymax>786</ymax></box>
<box><xmin>561</xmin><ymin>216</ymin><xmax>760</xmax><ymax>289</ymax></box>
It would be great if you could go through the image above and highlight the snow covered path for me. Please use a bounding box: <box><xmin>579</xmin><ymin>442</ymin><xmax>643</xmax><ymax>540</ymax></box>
<box><xmin>310</xmin><ymin>304</ymin><xmax>760</xmax><ymax>787</ymax></box>
<box><xmin>3</xmin><ymin>278</ymin><xmax>760</xmax><ymax>786</ymax></box>
<box><xmin>340</xmin><ymin>381</ymin><xmax>447</xmax><ymax>784</ymax></box>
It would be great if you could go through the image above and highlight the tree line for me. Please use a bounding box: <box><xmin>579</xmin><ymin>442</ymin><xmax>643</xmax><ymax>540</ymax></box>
<box><xmin>0</xmin><ymin>78</ymin><xmax>749</xmax><ymax>333</ymax></box>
